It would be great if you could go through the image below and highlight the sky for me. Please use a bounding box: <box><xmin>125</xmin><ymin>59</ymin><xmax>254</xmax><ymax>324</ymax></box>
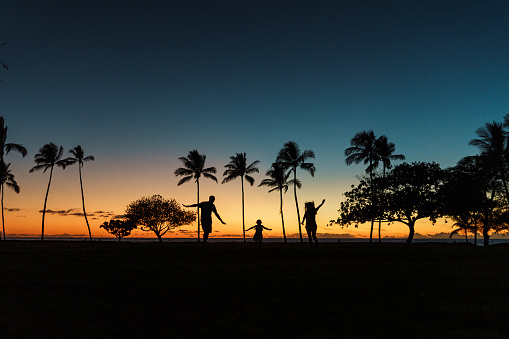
<box><xmin>1</xmin><ymin>0</ymin><xmax>508</xmax><ymax>240</ymax></box>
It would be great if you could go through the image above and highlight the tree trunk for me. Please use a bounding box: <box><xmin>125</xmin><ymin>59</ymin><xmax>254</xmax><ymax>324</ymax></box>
<box><xmin>369</xmin><ymin>166</ymin><xmax>374</xmax><ymax>243</ymax></box>
<box><xmin>483</xmin><ymin>226</ymin><xmax>490</xmax><ymax>247</ymax></box>
<box><xmin>280</xmin><ymin>190</ymin><xmax>287</xmax><ymax>243</ymax></box>
<box><xmin>118</xmin><ymin>236</ymin><xmax>122</xmax><ymax>243</ymax></box>
<box><xmin>406</xmin><ymin>221</ymin><xmax>415</xmax><ymax>243</ymax></box>
<box><xmin>241</xmin><ymin>178</ymin><xmax>245</xmax><ymax>242</ymax></box>
<box><xmin>293</xmin><ymin>169</ymin><xmax>303</xmax><ymax>243</ymax></box>
<box><xmin>79</xmin><ymin>164</ymin><xmax>92</xmax><ymax>241</ymax></box>
<box><xmin>196</xmin><ymin>180</ymin><xmax>200</xmax><ymax>243</ymax></box>
<box><xmin>1</xmin><ymin>184</ymin><xmax>4</xmax><ymax>241</ymax></box>
<box><xmin>41</xmin><ymin>166</ymin><xmax>54</xmax><ymax>241</ymax></box>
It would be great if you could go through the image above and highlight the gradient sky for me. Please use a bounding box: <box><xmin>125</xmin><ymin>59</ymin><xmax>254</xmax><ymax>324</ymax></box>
<box><xmin>1</xmin><ymin>0</ymin><xmax>508</xmax><ymax>239</ymax></box>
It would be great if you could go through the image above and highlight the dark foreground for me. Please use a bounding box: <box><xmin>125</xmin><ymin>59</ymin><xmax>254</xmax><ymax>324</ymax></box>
<box><xmin>1</xmin><ymin>241</ymin><xmax>508</xmax><ymax>338</ymax></box>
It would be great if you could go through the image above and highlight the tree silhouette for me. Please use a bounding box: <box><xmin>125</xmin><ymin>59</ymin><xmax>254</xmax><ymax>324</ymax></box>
<box><xmin>174</xmin><ymin>150</ymin><xmax>217</xmax><ymax>242</ymax></box>
<box><xmin>345</xmin><ymin>130</ymin><xmax>377</xmax><ymax>242</ymax></box>
<box><xmin>125</xmin><ymin>195</ymin><xmax>196</xmax><ymax>242</ymax></box>
<box><xmin>67</xmin><ymin>146</ymin><xmax>95</xmax><ymax>241</ymax></box>
<box><xmin>469</xmin><ymin>121</ymin><xmax>509</xmax><ymax>205</ymax></box>
<box><xmin>277</xmin><ymin>141</ymin><xmax>315</xmax><ymax>242</ymax></box>
<box><xmin>100</xmin><ymin>219</ymin><xmax>135</xmax><ymax>242</ymax></box>
<box><xmin>0</xmin><ymin>116</ymin><xmax>27</xmax><ymax>240</ymax></box>
<box><xmin>0</xmin><ymin>161</ymin><xmax>20</xmax><ymax>240</ymax></box>
<box><xmin>29</xmin><ymin>143</ymin><xmax>68</xmax><ymax>241</ymax></box>
<box><xmin>373</xmin><ymin>135</ymin><xmax>405</xmax><ymax>242</ymax></box>
<box><xmin>259</xmin><ymin>162</ymin><xmax>290</xmax><ymax>243</ymax></box>
<box><xmin>222</xmin><ymin>153</ymin><xmax>259</xmax><ymax>242</ymax></box>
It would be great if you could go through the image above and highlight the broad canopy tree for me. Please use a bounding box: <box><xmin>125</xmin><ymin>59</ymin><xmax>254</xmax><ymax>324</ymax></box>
<box><xmin>334</xmin><ymin>162</ymin><xmax>445</xmax><ymax>243</ymax></box>
<box><xmin>100</xmin><ymin>219</ymin><xmax>135</xmax><ymax>242</ymax></box>
<box><xmin>125</xmin><ymin>195</ymin><xmax>196</xmax><ymax>242</ymax></box>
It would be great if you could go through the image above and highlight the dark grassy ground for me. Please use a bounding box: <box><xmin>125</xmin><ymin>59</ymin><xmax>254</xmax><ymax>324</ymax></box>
<box><xmin>1</xmin><ymin>241</ymin><xmax>508</xmax><ymax>338</ymax></box>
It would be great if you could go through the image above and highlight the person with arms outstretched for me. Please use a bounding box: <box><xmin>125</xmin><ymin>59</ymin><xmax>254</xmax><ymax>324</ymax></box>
<box><xmin>302</xmin><ymin>199</ymin><xmax>325</xmax><ymax>247</ymax></box>
<box><xmin>246</xmin><ymin>219</ymin><xmax>271</xmax><ymax>246</ymax></box>
<box><xmin>184</xmin><ymin>195</ymin><xmax>226</xmax><ymax>242</ymax></box>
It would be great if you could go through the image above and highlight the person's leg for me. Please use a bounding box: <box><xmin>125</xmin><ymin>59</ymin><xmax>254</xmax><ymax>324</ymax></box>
<box><xmin>312</xmin><ymin>230</ymin><xmax>318</xmax><ymax>247</ymax></box>
<box><xmin>306</xmin><ymin>229</ymin><xmax>313</xmax><ymax>246</ymax></box>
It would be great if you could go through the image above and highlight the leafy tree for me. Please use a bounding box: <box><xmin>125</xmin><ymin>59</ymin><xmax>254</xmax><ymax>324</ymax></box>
<box><xmin>259</xmin><ymin>162</ymin><xmax>290</xmax><ymax>243</ymax></box>
<box><xmin>174</xmin><ymin>150</ymin><xmax>217</xmax><ymax>242</ymax></box>
<box><xmin>125</xmin><ymin>195</ymin><xmax>196</xmax><ymax>242</ymax></box>
<box><xmin>277</xmin><ymin>141</ymin><xmax>315</xmax><ymax>242</ymax></box>
<box><xmin>100</xmin><ymin>219</ymin><xmax>135</xmax><ymax>242</ymax></box>
<box><xmin>345</xmin><ymin>130</ymin><xmax>378</xmax><ymax>242</ymax></box>
<box><xmin>0</xmin><ymin>161</ymin><xmax>19</xmax><ymax>240</ymax></box>
<box><xmin>222</xmin><ymin>152</ymin><xmax>259</xmax><ymax>242</ymax></box>
<box><xmin>29</xmin><ymin>143</ymin><xmax>68</xmax><ymax>241</ymax></box>
<box><xmin>334</xmin><ymin>162</ymin><xmax>445</xmax><ymax>243</ymax></box>
<box><xmin>384</xmin><ymin>162</ymin><xmax>445</xmax><ymax>243</ymax></box>
<box><xmin>67</xmin><ymin>145</ymin><xmax>95</xmax><ymax>241</ymax></box>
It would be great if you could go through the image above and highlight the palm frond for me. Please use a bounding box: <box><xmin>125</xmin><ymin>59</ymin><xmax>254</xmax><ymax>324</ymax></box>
<box><xmin>244</xmin><ymin>175</ymin><xmax>255</xmax><ymax>186</ymax></box>
<box><xmin>177</xmin><ymin>175</ymin><xmax>193</xmax><ymax>186</ymax></box>
<box><xmin>203</xmin><ymin>172</ymin><xmax>218</xmax><ymax>183</ymax></box>
<box><xmin>5</xmin><ymin>143</ymin><xmax>27</xmax><ymax>157</ymax></box>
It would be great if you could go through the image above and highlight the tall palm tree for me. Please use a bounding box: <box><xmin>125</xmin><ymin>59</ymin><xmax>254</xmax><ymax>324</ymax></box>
<box><xmin>469</xmin><ymin>121</ymin><xmax>509</xmax><ymax>204</ymax></box>
<box><xmin>29</xmin><ymin>143</ymin><xmax>68</xmax><ymax>241</ymax></box>
<box><xmin>0</xmin><ymin>161</ymin><xmax>20</xmax><ymax>240</ymax></box>
<box><xmin>67</xmin><ymin>146</ymin><xmax>95</xmax><ymax>241</ymax></box>
<box><xmin>222</xmin><ymin>153</ymin><xmax>259</xmax><ymax>242</ymax></box>
<box><xmin>259</xmin><ymin>162</ymin><xmax>290</xmax><ymax>243</ymax></box>
<box><xmin>174</xmin><ymin>150</ymin><xmax>217</xmax><ymax>242</ymax></box>
<box><xmin>0</xmin><ymin>117</ymin><xmax>27</xmax><ymax>240</ymax></box>
<box><xmin>373</xmin><ymin>135</ymin><xmax>405</xmax><ymax>242</ymax></box>
<box><xmin>345</xmin><ymin>130</ymin><xmax>377</xmax><ymax>242</ymax></box>
<box><xmin>277</xmin><ymin>141</ymin><xmax>315</xmax><ymax>242</ymax></box>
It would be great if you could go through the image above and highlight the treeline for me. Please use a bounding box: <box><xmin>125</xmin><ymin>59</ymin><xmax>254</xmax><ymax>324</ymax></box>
<box><xmin>333</xmin><ymin>115</ymin><xmax>509</xmax><ymax>246</ymax></box>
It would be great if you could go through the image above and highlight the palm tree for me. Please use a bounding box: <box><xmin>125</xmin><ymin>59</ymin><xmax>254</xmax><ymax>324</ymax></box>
<box><xmin>277</xmin><ymin>141</ymin><xmax>315</xmax><ymax>242</ymax></box>
<box><xmin>373</xmin><ymin>135</ymin><xmax>405</xmax><ymax>242</ymax></box>
<box><xmin>222</xmin><ymin>153</ymin><xmax>259</xmax><ymax>242</ymax></box>
<box><xmin>469</xmin><ymin>121</ymin><xmax>509</xmax><ymax>205</ymax></box>
<box><xmin>0</xmin><ymin>117</ymin><xmax>27</xmax><ymax>240</ymax></box>
<box><xmin>345</xmin><ymin>130</ymin><xmax>378</xmax><ymax>242</ymax></box>
<box><xmin>259</xmin><ymin>162</ymin><xmax>290</xmax><ymax>243</ymax></box>
<box><xmin>175</xmin><ymin>150</ymin><xmax>217</xmax><ymax>242</ymax></box>
<box><xmin>0</xmin><ymin>161</ymin><xmax>20</xmax><ymax>240</ymax></box>
<box><xmin>67</xmin><ymin>146</ymin><xmax>95</xmax><ymax>241</ymax></box>
<box><xmin>29</xmin><ymin>143</ymin><xmax>68</xmax><ymax>241</ymax></box>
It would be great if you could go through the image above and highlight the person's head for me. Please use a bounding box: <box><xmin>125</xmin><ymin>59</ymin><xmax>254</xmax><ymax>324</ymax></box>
<box><xmin>305</xmin><ymin>201</ymin><xmax>315</xmax><ymax>211</ymax></box>
<box><xmin>209</xmin><ymin>195</ymin><xmax>215</xmax><ymax>202</ymax></box>
<box><xmin>256</xmin><ymin>219</ymin><xmax>262</xmax><ymax>225</ymax></box>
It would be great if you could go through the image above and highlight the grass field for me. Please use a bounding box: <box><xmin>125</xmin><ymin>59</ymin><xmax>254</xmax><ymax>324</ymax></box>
<box><xmin>1</xmin><ymin>241</ymin><xmax>509</xmax><ymax>338</ymax></box>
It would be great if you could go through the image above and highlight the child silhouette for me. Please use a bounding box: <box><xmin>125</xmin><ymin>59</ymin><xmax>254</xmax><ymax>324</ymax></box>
<box><xmin>246</xmin><ymin>219</ymin><xmax>271</xmax><ymax>246</ymax></box>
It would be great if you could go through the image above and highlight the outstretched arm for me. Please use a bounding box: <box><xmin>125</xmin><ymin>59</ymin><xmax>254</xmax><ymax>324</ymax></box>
<box><xmin>302</xmin><ymin>214</ymin><xmax>306</xmax><ymax>225</ymax></box>
<box><xmin>316</xmin><ymin>199</ymin><xmax>325</xmax><ymax>211</ymax></box>
<box><xmin>246</xmin><ymin>226</ymin><xmax>255</xmax><ymax>231</ymax></box>
<box><xmin>262</xmin><ymin>226</ymin><xmax>272</xmax><ymax>231</ymax></box>
<box><xmin>213</xmin><ymin>207</ymin><xmax>226</xmax><ymax>224</ymax></box>
<box><xmin>184</xmin><ymin>203</ymin><xmax>198</xmax><ymax>208</ymax></box>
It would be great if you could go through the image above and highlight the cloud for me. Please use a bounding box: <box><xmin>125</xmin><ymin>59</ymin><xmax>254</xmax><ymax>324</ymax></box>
<box><xmin>38</xmin><ymin>209</ymin><xmax>117</xmax><ymax>219</ymax></box>
<box><xmin>4</xmin><ymin>208</ymin><xmax>21</xmax><ymax>212</ymax></box>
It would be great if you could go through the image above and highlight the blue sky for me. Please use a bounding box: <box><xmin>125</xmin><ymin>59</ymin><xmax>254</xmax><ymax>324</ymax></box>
<box><xmin>1</xmin><ymin>0</ymin><xmax>508</xmax><ymax>238</ymax></box>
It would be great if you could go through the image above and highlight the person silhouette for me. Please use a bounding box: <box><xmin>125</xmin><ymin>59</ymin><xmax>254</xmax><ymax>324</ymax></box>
<box><xmin>246</xmin><ymin>219</ymin><xmax>271</xmax><ymax>246</ymax></box>
<box><xmin>302</xmin><ymin>199</ymin><xmax>325</xmax><ymax>247</ymax></box>
<box><xmin>184</xmin><ymin>195</ymin><xmax>226</xmax><ymax>242</ymax></box>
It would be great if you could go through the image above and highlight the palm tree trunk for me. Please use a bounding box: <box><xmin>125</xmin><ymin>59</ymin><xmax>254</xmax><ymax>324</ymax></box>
<box><xmin>79</xmin><ymin>165</ymin><xmax>92</xmax><ymax>241</ymax></box>
<box><xmin>241</xmin><ymin>178</ymin><xmax>245</xmax><ymax>242</ymax></box>
<box><xmin>293</xmin><ymin>169</ymin><xmax>303</xmax><ymax>243</ymax></box>
<box><xmin>1</xmin><ymin>184</ymin><xmax>4</xmax><ymax>241</ymax></box>
<box><xmin>196</xmin><ymin>180</ymin><xmax>200</xmax><ymax>243</ymax></box>
<box><xmin>369</xmin><ymin>167</ymin><xmax>374</xmax><ymax>243</ymax></box>
<box><xmin>280</xmin><ymin>189</ymin><xmax>287</xmax><ymax>243</ymax></box>
<box><xmin>41</xmin><ymin>166</ymin><xmax>54</xmax><ymax>241</ymax></box>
